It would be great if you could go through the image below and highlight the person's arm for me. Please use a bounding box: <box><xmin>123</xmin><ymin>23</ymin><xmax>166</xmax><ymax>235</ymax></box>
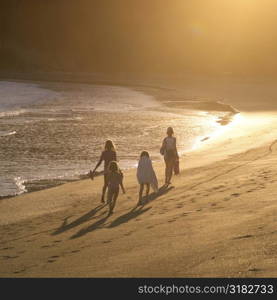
<box><xmin>92</xmin><ymin>152</ymin><xmax>104</xmax><ymax>173</ymax></box>
<box><xmin>120</xmin><ymin>182</ymin><xmax>125</xmax><ymax>194</ymax></box>
<box><xmin>174</xmin><ymin>137</ymin><xmax>179</xmax><ymax>159</ymax></box>
<box><xmin>160</xmin><ymin>138</ymin><xmax>166</xmax><ymax>155</ymax></box>
<box><xmin>119</xmin><ymin>171</ymin><xmax>125</xmax><ymax>193</ymax></box>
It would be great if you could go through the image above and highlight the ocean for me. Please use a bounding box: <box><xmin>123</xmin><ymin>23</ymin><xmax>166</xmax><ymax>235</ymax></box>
<box><xmin>0</xmin><ymin>80</ymin><xmax>225</xmax><ymax>197</ymax></box>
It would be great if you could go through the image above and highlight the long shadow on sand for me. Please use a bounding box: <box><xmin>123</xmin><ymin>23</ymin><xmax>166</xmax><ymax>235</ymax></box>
<box><xmin>108</xmin><ymin>205</ymin><xmax>152</xmax><ymax>228</ymax></box>
<box><xmin>52</xmin><ymin>204</ymin><xmax>107</xmax><ymax>235</ymax></box>
<box><xmin>70</xmin><ymin>205</ymin><xmax>152</xmax><ymax>239</ymax></box>
<box><xmin>70</xmin><ymin>213</ymin><xmax>110</xmax><ymax>239</ymax></box>
<box><xmin>107</xmin><ymin>186</ymin><xmax>174</xmax><ymax>228</ymax></box>
<box><xmin>141</xmin><ymin>185</ymin><xmax>174</xmax><ymax>204</ymax></box>
<box><xmin>69</xmin><ymin>185</ymin><xmax>174</xmax><ymax>239</ymax></box>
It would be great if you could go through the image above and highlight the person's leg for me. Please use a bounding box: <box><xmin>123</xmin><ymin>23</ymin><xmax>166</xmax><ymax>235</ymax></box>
<box><xmin>109</xmin><ymin>188</ymin><xmax>119</xmax><ymax>214</ymax></box>
<box><xmin>138</xmin><ymin>184</ymin><xmax>144</xmax><ymax>205</ymax></box>
<box><xmin>101</xmin><ymin>174</ymin><xmax>108</xmax><ymax>203</ymax></box>
<box><xmin>167</xmin><ymin>159</ymin><xmax>175</xmax><ymax>184</ymax></box>
<box><xmin>165</xmin><ymin>159</ymin><xmax>171</xmax><ymax>185</ymax></box>
<box><xmin>107</xmin><ymin>187</ymin><xmax>113</xmax><ymax>206</ymax></box>
<box><xmin>146</xmin><ymin>183</ymin><xmax>150</xmax><ymax>197</ymax></box>
<box><xmin>101</xmin><ymin>185</ymin><xmax>107</xmax><ymax>203</ymax></box>
<box><xmin>164</xmin><ymin>159</ymin><xmax>169</xmax><ymax>185</ymax></box>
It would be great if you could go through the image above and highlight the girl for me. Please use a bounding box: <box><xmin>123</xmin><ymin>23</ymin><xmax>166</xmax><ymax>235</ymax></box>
<box><xmin>136</xmin><ymin>151</ymin><xmax>158</xmax><ymax>205</ymax></box>
<box><xmin>106</xmin><ymin>161</ymin><xmax>125</xmax><ymax>215</ymax></box>
<box><xmin>160</xmin><ymin>127</ymin><xmax>179</xmax><ymax>186</ymax></box>
<box><xmin>90</xmin><ymin>140</ymin><xmax>117</xmax><ymax>203</ymax></box>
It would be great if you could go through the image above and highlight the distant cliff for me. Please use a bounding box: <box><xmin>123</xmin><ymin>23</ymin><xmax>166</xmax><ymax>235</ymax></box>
<box><xmin>2</xmin><ymin>0</ymin><xmax>277</xmax><ymax>76</ymax></box>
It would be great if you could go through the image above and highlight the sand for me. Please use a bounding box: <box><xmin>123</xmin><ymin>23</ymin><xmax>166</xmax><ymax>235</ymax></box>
<box><xmin>0</xmin><ymin>83</ymin><xmax>277</xmax><ymax>277</ymax></box>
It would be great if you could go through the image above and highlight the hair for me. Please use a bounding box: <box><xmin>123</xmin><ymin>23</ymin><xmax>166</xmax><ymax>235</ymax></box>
<box><xmin>108</xmin><ymin>161</ymin><xmax>119</xmax><ymax>172</ymax></box>
<box><xmin>140</xmin><ymin>151</ymin><xmax>150</xmax><ymax>158</ymax></box>
<box><xmin>104</xmin><ymin>140</ymin><xmax>115</xmax><ymax>151</ymax></box>
<box><xmin>167</xmin><ymin>127</ymin><xmax>174</xmax><ymax>136</ymax></box>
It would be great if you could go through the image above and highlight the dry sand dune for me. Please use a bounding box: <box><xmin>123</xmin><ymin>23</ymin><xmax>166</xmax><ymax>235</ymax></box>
<box><xmin>0</xmin><ymin>101</ymin><xmax>277</xmax><ymax>277</ymax></box>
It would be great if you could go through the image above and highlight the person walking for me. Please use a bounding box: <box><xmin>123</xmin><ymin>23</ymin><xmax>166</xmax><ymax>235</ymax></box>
<box><xmin>136</xmin><ymin>151</ymin><xmax>158</xmax><ymax>205</ymax></box>
<box><xmin>106</xmin><ymin>161</ymin><xmax>125</xmax><ymax>215</ymax></box>
<box><xmin>90</xmin><ymin>140</ymin><xmax>117</xmax><ymax>203</ymax></box>
<box><xmin>160</xmin><ymin>127</ymin><xmax>179</xmax><ymax>186</ymax></box>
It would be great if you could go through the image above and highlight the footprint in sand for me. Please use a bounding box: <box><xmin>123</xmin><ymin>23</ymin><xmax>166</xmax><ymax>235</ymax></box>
<box><xmin>223</xmin><ymin>197</ymin><xmax>230</xmax><ymax>201</ymax></box>
<box><xmin>54</xmin><ymin>240</ymin><xmax>62</xmax><ymax>243</ymax></box>
<box><xmin>41</xmin><ymin>244</ymin><xmax>54</xmax><ymax>248</ymax></box>
<box><xmin>231</xmin><ymin>193</ymin><xmax>240</xmax><ymax>197</ymax></box>
<box><xmin>248</xmin><ymin>268</ymin><xmax>262</xmax><ymax>272</ymax></box>
<box><xmin>211</xmin><ymin>203</ymin><xmax>217</xmax><ymax>207</ymax></box>
<box><xmin>124</xmin><ymin>231</ymin><xmax>133</xmax><ymax>236</ymax></box>
<box><xmin>233</xmin><ymin>234</ymin><xmax>253</xmax><ymax>240</ymax></box>
<box><xmin>26</xmin><ymin>239</ymin><xmax>37</xmax><ymax>243</ymax></box>
<box><xmin>214</xmin><ymin>185</ymin><xmax>225</xmax><ymax>190</ymax></box>
<box><xmin>1</xmin><ymin>246</ymin><xmax>14</xmax><ymax>250</ymax></box>
<box><xmin>2</xmin><ymin>255</ymin><xmax>19</xmax><ymax>259</ymax></box>
<box><xmin>146</xmin><ymin>225</ymin><xmax>154</xmax><ymax>229</ymax></box>
<box><xmin>181</xmin><ymin>213</ymin><xmax>189</xmax><ymax>216</ymax></box>
<box><xmin>102</xmin><ymin>240</ymin><xmax>112</xmax><ymax>244</ymax></box>
<box><xmin>71</xmin><ymin>250</ymin><xmax>80</xmax><ymax>253</ymax></box>
<box><xmin>168</xmin><ymin>219</ymin><xmax>177</xmax><ymax>223</ymax></box>
<box><xmin>80</xmin><ymin>245</ymin><xmax>90</xmax><ymax>249</ymax></box>
<box><xmin>13</xmin><ymin>268</ymin><xmax>26</xmax><ymax>274</ymax></box>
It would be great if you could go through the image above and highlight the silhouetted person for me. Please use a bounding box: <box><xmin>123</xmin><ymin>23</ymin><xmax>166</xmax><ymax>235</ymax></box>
<box><xmin>160</xmin><ymin>127</ymin><xmax>179</xmax><ymax>186</ymax></box>
<box><xmin>106</xmin><ymin>161</ymin><xmax>125</xmax><ymax>215</ymax></box>
<box><xmin>136</xmin><ymin>151</ymin><xmax>158</xmax><ymax>205</ymax></box>
<box><xmin>91</xmin><ymin>140</ymin><xmax>117</xmax><ymax>203</ymax></box>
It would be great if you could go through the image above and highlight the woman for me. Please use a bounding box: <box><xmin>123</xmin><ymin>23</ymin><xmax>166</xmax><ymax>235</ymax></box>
<box><xmin>160</xmin><ymin>127</ymin><xmax>179</xmax><ymax>186</ymax></box>
<box><xmin>91</xmin><ymin>140</ymin><xmax>117</xmax><ymax>203</ymax></box>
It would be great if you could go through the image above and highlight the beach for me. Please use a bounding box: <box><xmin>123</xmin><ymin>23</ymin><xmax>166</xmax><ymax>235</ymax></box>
<box><xmin>0</xmin><ymin>80</ymin><xmax>277</xmax><ymax>277</ymax></box>
<box><xmin>0</xmin><ymin>79</ymin><xmax>227</xmax><ymax>198</ymax></box>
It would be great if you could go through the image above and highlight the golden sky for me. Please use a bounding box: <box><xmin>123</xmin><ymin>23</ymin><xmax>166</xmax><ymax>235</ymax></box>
<box><xmin>2</xmin><ymin>0</ymin><xmax>277</xmax><ymax>74</ymax></box>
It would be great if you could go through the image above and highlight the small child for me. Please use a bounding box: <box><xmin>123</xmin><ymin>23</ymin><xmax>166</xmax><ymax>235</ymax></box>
<box><xmin>136</xmin><ymin>151</ymin><xmax>158</xmax><ymax>205</ymax></box>
<box><xmin>106</xmin><ymin>161</ymin><xmax>125</xmax><ymax>215</ymax></box>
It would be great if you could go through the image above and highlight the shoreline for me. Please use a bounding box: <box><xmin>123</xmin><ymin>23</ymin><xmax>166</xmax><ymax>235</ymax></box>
<box><xmin>0</xmin><ymin>77</ymin><xmax>238</xmax><ymax>199</ymax></box>
<box><xmin>1</xmin><ymin>76</ymin><xmax>277</xmax><ymax>277</ymax></box>
<box><xmin>0</xmin><ymin>110</ymin><xmax>276</xmax><ymax>224</ymax></box>
<box><xmin>0</xmin><ymin>109</ymin><xmax>276</xmax><ymax>276</ymax></box>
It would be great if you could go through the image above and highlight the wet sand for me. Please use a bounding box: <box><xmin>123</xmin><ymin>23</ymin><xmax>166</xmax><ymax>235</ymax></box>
<box><xmin>0</xmin><ymin>80</ymin><xmax>277</xmax><ymax>277</ymax></box>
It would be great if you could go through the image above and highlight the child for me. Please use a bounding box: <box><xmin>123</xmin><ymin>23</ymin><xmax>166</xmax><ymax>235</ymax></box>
<box><xmin>136</xmin><ymin>151</ymin><xmax>158</xmax><ymax>205</ymax></box>
<box><xmin>106</xmin><ymin>161</ymin><xmax>125</xmax><ymax>215</ymax></box>
<box><xmin>90</xmin><ymin>140</ymin><xmax>117</xmax><ymax>203</ymax></box>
